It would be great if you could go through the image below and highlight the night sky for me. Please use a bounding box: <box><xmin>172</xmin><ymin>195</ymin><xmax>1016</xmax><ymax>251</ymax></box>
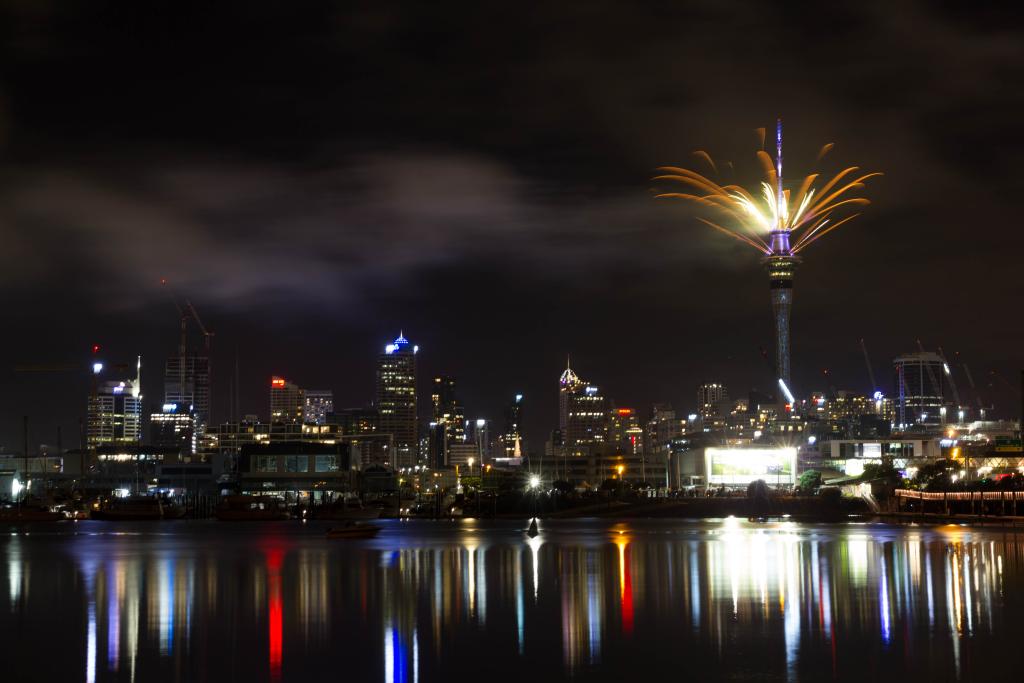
<box><xmin>2</xmin><ymin>1</ymin><xmax>1022</xmax><ymax>453</ymax></box>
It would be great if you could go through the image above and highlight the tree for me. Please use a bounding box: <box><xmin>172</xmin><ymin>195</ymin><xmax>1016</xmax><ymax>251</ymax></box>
<box><xmin>862</xmin><ymin>462</ymin><xmax>900</xmax><ymax>485</ymax></box>
<box><xmin>798</xmin><ymin>470</ymin><xmax>822</xmax><ymax>494</ymax></box>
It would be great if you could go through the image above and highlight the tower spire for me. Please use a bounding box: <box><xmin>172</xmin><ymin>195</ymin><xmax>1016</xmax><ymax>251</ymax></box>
<box><xmin>776</xmin><ymin>117</ymin><xmax>784</xmax><ymax>226</ymax></box>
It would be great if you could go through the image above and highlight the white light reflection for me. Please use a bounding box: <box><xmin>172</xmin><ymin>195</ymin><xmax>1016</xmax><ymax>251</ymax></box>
<box><xmin>879</xmin><ymin>553</ymin><xmax>891</xmax><ymax>645</ymax></box>
<box><xmin>527</xmin><ymin>535</ymin><xmax>542</xmax><ymax>601</ymax></box>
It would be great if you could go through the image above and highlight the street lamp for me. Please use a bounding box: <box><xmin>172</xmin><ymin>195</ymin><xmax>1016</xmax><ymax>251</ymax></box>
<box><xmin>529</xmin><ymin>474</ymin><xmax>540</xmax><ymax>489</ymax></box>
<box><xmin>616</xmin><ymin>465</ymin><xmax>624</xmax><ymax>479</ymax></box>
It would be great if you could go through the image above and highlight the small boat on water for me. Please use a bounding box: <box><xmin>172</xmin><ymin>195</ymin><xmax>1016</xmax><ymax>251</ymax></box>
<box><xmin>0</xmin><ymin>503</ymin><xmax>64</xmax><ymax>522</ymax></box>
<box><xmin>91</xmin><ymin>496</ymin><xmax>170</xmax><ymax>521</ymax></box>
<box><xmin>310</xmin><ymin>498</ymin><xmax>381</xmax><ymax>521</ymax></box>
<box><xmin>326</xmin><ymin>522</ymin><xmax>381</xmax><ymax>539</ymax></box>
<box><xmin>215</xmin><ymin>495</ymin><xmax>291</xmax><ymax>521</ymax></box>
<box><xmin>527</xmin><ymin>518</ymin><xmax>539</xmax><ymax>538</ymax></box>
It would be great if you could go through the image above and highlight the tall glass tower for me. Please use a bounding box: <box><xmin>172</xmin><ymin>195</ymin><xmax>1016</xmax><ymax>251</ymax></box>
<box><xmin>376</xmin><ymin>332</ymin><xmax>418</xmax><ymax>468</ymax></box>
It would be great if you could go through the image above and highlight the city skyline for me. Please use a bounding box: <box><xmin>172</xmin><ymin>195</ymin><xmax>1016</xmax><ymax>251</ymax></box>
<box><xmin>2</xmin><ymin>324</ymin><xmax>1010</xmax><ymax>456</ymax></box>
<box><xmin>3</xmin><ymin>2</ymin><xmax>1022</xmax><ymax>451</ymax></box>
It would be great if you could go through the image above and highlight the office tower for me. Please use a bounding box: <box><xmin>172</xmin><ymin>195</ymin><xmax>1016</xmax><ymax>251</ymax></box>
<box><xmin>430</xmin><ymin>375</ymin><xmax>465</xmax><ymax>442</ymax></box>
<box><xmin>164</xmin><ymin>354</ymin><xmax>211</xmax><ymax>432</ymax></box>
<box><xmin>558</xmin><ymin>358</ymin><xmax>606</xmax><ymax>455</ymax></box>
<box><xmin>608</xmin><ymin>407</ymin><xmax>644</xmax><ymax>455</ymax></box>
<box><xmin>87</xmin><ymin>366</ymin><xmax>143</xmax><ymax>449</ymax></box>
<box><xmin>500</xmin><ymin>393</ymin><xmax>524</xmax><ymax>458</ymax></box>
<box><xmin>304</xmin><ymin>389</ymin><xmax>334</xmax><ymax>425</ymax></box>
<box><xmin>150</xmin><ymin>402</ymin><xmax>197</xmax><ymax>456</ymax></box>
<box><xmin>645</xmin><ymin>403</ymin><xmax>681</xmax><ymax>458</ymax></box>
<box><xmin>376</xmin><ymin>332</ymin><xmax>418</xmax><ymax>467</ymax></box>
<box><xmin>893</xmin><ymin>351</ymin><xmax>948</xmax><ymax>427</ymax></box>
<box><xmin>270</xmin><ymin>376</ymin><xmax>305</xmax><ymax>424</ymax></box>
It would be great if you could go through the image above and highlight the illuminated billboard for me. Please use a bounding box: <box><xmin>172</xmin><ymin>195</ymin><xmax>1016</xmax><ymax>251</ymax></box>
<box><xmin>705</xmin><ymin>447</ymin><xmax>797</xmax><ymax>486</ymax></box>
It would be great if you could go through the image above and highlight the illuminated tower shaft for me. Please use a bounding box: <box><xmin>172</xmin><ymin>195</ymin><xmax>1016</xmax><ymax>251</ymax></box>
<box><xmin>766</xmin><ymin>118</ymin><xmax>796</xmax><ymax>389</ymax></box>
<box><xmin>765</xmin><ymin>233</ymin><xmax>798</xmax><ymax>386</ymax></box>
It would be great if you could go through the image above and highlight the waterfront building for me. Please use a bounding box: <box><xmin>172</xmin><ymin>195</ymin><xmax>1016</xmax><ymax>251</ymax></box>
<box><xmin>205</xmin><ymin>416</ymin><xmax>394</xmax><ymax>470</ymax></box>
<box><xmin>237</xmin><ymin>441</ymin><xmax>353</xmax><ymax>503</ymax></box>
<box><xmin>150</xmin><ymin>402</ymin><xmax>197</xmax><ymax>456</ymax></box>
<box><xmin>304</xmin><ymin>389</ymin><xmax>334</xmax><ymax>425</ymax></box>
<box><xmin>376</xmin><ymin>332</ymin><xmax>418</xmax><ymax>467</ymax></box>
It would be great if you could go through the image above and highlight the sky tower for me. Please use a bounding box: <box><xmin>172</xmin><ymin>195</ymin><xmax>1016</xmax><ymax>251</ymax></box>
<box><xmin>763</xmin><ymin>119</ymin><xmax>798</xmax><ymax>388</ymax></box>
<box><xmin>656</xmin><ymin>119</ymin><xmax>879</xmax><ymax>403</ymax></box>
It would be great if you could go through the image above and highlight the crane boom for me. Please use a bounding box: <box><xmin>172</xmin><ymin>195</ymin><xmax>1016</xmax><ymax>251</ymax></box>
<box><xmin>185</xmin><ymin>299</ymin><xmax>214</xmax><ymax>350</ymax></box>
<box><xmin>916</xmin><ymin>340</ymin><xmax>945</xmax><ymax>408</ymax></box>
<box><xmin>859</xmin><ymin>338</ymin><xmax>877</xmax><ymax>394</ymax></box>
<box><xmin>937</xmin><ymin>347</ymin><xmax>961</xmax><ymax>408</ymax></box>
<box><xmin>962</xmin><ymin>364</ymin><xmax>985</xmax><ymax>412</ymax></box>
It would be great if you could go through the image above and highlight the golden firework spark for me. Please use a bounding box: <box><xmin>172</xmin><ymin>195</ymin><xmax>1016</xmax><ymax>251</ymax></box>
<box><xmin>654</xmin><ymin>121</ymin><xmax>881</xmax><ymax>255</ymax></box>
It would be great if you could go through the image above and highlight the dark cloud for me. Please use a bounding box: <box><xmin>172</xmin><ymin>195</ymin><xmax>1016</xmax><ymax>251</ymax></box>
<box><xmin>0</xmin><ymin>0</ymin><xmax>1022</xmax><ymax>450</ymax></box>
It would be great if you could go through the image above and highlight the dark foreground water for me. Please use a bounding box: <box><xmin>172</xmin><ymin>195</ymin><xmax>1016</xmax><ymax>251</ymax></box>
<box><xmin>2</xmin><ymin>518</ymin><xmax>1022</xmax><ymax>682</ymax></box>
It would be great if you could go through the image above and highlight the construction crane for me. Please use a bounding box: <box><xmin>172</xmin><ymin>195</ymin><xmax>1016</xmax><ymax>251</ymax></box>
<box><xmin>859</xmin><ymin>338</ymin><xmax>877</xmax><ymax>395</ymax></box>
<box><xmin>936</xmin><ymin>346</ymin><xmax>962</xmax><ymax>411</ymax></box>
<box><xmin>989</xmin><ymin>370</ymin><xmax>1021</xmax><ymax>397</ymax></box>
<box><xmin>961</xmin><ymin>363</ymin><xmax>986</xmax><ymax>419</ymax></box>
<box><xmin>916</xmin><ymin>339</ymin><xmax>947</xmax><ymax>420</ymax></box>
<box><xmin>185</xmin><ymin>299</ymin><xmax>214</xmax><ymax>351</ymax></box>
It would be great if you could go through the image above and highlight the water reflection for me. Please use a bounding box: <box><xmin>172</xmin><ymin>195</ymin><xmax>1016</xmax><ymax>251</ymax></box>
<box><xmin>1</xmin><ymin>520</ymin><xmax>1022</xmax><ymax>682</ymax></box>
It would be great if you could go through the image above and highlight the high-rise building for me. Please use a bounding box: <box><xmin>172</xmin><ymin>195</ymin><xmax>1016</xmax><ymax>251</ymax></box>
<box><xmin>164</xmin><ymin>354</ymin><xmax>211</xmax><ymax>432</ymax></box>
<box><xmin>150</xmin><ymin>402</ymin><xmax>197</xmax><ymax>456</ymax></box>
<box><xmin>304</xmin><ymin>390</ymin><xmax>334</xmax><ymax>425</ymax></box>
<box><xmin>608</xmin><ymin>407</ymin><xmax>644</xmax><ymax>455</ymax></box>
<box><xmin>376</xmin><ymin>332</ymin><xmax>418</xmax><ymax>467</ymax></box>
<box><xmin>697</xmin><ymin>383</ymin><xmax>729</xmax><ymax>428</ymax></box>
<box><xmin>893</xmin><ymin>352</ymin><xmax>948</xmax><ymax>428</ymax></box>
<box><xmin>87</xmin><ymin>372</ymin><xmax>143</xmax><ymax>449</ymax></box>
<box><xmin>500</xmin><ymin>393</ymin><xmax>524</xmax><ymax>458</ymax></box>
<box><xmin>558</xmin><ymin>359</ymin><xmax>606</xmax><ymax>455</ymax></box>
<box><xmin>270</xmin><ymin>376</ymin><xmax>305</xmax><ymax>424</ymax></box>
<box><xmin>431</xmin><ymin>376</ymin><xmax>456</xmax><ymax>419</ymax></box>
<box><xmin>645</xmin><ymin>404</ymin><xmax>682</xmax><ymax>464</ymax></box>
<box><xmin>431</xmin><ymin>376</ymin><xmax>465</xmax><ymax>441</ymax></box>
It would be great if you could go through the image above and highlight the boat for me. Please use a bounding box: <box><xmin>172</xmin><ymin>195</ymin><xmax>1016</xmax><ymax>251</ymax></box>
<box><xmin>215</xmin><ymin>495</ymin><xmax>291</xmax><ymax>521</ymax></box>
<box><xmin>326</xmin><ymin>522</ymin><xmax>381</xmax><ymax>539</ymax></box>
<box><xmin>0</xmin><ymin>503</ymin><xmax>64</xmax><ymax>522</ymax></box>
<box><xmin>527</xmin><ymin>518</ymin><xmax>539</xmax><ymax>538</ymax></box>
<box><xmin>310</xmin><ymin>498</ymin><xmax>381</xmax><ymax>520</ymax></box>
<box><xmin>91</xmin><ymin>496</ymin><xmax>166</xmax><ymax>521</ymax></box>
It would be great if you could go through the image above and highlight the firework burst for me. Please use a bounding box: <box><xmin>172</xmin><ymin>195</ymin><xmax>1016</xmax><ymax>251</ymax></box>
<box><xmin>654</xmin><ymin>121</ymin><xmax>881</xmax><ymax>255</ymax></box>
